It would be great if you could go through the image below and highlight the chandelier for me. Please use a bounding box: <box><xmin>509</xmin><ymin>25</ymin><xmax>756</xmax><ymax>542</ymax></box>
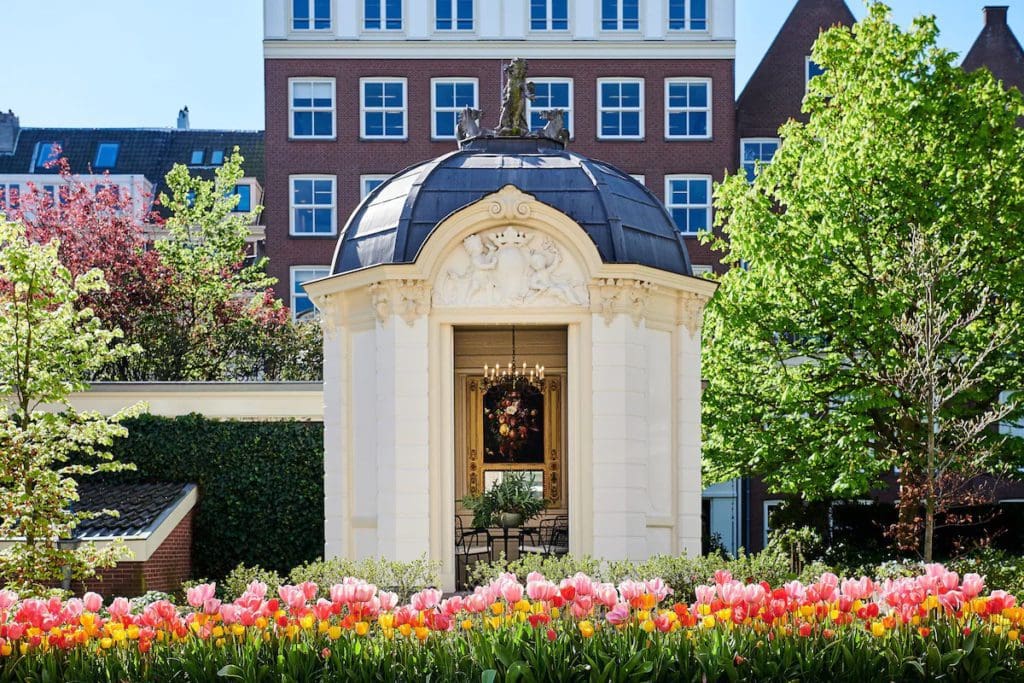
<box><xmin>481</xmin><ymin>327</ymin><xmax>545</xmax><ymax>392</ymax></box>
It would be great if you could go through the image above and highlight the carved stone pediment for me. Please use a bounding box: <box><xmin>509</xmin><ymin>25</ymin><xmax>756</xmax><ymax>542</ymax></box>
<box><xmin>433</xmin><ymin>224</ymin><xmax>589</xmax><ymax>308</ymax></box>
<box><xmin>371</xmin><ymin>280</ymin><xmax>432</xmax><ymax>325</ymax></box>
<box><xmin>589</xmin><ymin>278</ymin><xmax>655</xmax><ymax>325</ymax></box>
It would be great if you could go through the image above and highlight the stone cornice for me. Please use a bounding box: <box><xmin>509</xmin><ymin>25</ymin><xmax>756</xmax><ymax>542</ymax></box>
<box><xmin>589</xmin><ymin>278</ymin><xmax>655</xmax><ymax>325</ymax></box>
<box><xmin>370</xmin><ymin>280</ymin><xmax>432</xmax><ymax>325</ymax></box>
<box><xmin>676</xmin><ymin>291</ymin><xmax>710</xmax><ymax>338</ymax></box>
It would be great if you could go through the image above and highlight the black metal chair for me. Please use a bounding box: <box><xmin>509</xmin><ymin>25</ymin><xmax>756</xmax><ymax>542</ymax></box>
<box><xmin>455</xmin><ymin>515</ymin><xmax>491</xmax><ymax>589</ymax></box>
<box><xmin>518</xmin><ymin>515</ymin><xmax>569</xmax><ymax>557</ymax></box>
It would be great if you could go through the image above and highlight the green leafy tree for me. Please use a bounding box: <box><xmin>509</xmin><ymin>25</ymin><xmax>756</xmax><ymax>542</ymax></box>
<box><xmin>702</xmin><ymin>4</ymin><xmax>1024</xmax><ymax>561</ymax></box>
<box><xmin>0</xmin><ymin>219</ymin><xmax>141</xmax><ymax>591</ymax></box>
<box><xmin>135</xmin><ymin>148</ymin><xmax>300</xmax><ymax>380</ymax></box>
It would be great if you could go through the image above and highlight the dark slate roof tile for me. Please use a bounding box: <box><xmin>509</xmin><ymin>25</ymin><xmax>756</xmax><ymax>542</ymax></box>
<box><xmin>73</xmin><ymin>481</ymin><xmax>194</xmax><ymax>539</ymax></box>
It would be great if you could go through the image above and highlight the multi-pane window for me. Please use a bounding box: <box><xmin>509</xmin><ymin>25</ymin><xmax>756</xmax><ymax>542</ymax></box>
<box><xmin>364</xmin><ymin>0</ymin><xmax>402</xmax><ymax>30</ymax></box>
<box><xmin>293</xmin><ymin>0</ymin><xmax>330</xmax><ymax>30</ymax></box>
<box><xmin>290</xmin><ymin>79</ymin><xmax>335</xmax><ymax>138</ymax></box>
<box><xmin>601</xmin><ymin>0</ymin><xmax>639</xmax><ymax>30</ymax></box>
<box><xmin>290</xmin><ymin>176</ymin><xmax>336</xmax><ymax>235</ymax></box>
<box><xmin>668</xmin><ymin>0</ymin><xmax>708</xmax><ymax>31</ymax></box>
<box><xmin>528</xmin><ymin>79</ymin><xmax>573</xmax><ymax>135</ymax></box>
<box><xmin>665</xmin><ymin>175</ymin><xmax>711</xmax><ymax>234</ymax></box>
<box><xmin>361</xmin><ymin>175</ymin><xmax>389</xmax><ymax>198</ymax></box>
<box><xmin>665</xmin><ymin>78</ymin><xmax>711</xmax><ymax>139</ymax></box>
<box><xmin>361</xmin><ymin>79</ymin><xmax>407</xmax><ymax>139</ymax></box>
<box><xmin>806</xmin><ymin>57</ymin><xmax>826</xmax><ymax>90</ymax></box>
<box><xmin>530</xmin><ymin>0</ymin><xmax>568</xmax><ymax>30</ymax></box>
<box><xmin>0</xmin><ymin>183</ymin><xmax>19</xmax><ymax>209</ymax></box>
<box><xmin>32</xmin><ymin>142</ymin><xmax>60</xmax><ymax>171</ymax></box>
<box><xmin>94</xmin><ymin>142</ymin><xmax>119</xmax><ymax>169</ymax></box>
<box><xmin>432</xmin><ymin>79</ymin><xmax>478</xmax><ymax>139</ymax></box>
<box><xmin>436</xmin><ymin>0</ymin><xmax>473</xmax><ymax>30</ymax></box>
<box><xmin>291</xmin><ymin>266</ymin><xmax>331</xmax><ymax>320</ymax></box>
<box><xmin>740</xmin><ymin>138</ymin><xmax>780</xmax><ymax>182</ymax></box>
<box><xmin>598</xmin><ymin>79</ymin><xmax>643</xmax><ymax>139</ymax></box>
<box><xmin>233</xmin><ymin>184</ymin><xmax>252</xmax><ymax>212</ymax></box>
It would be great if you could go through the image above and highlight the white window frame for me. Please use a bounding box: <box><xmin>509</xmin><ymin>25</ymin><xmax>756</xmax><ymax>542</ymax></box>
<box><xmin>231</xmin><ymin>180</ymin><xmax>257</xmax><ymax>214</ymax></box>
<box><xmin>691</xmin><ymin>263</ymin><xmax>713</xmax><ymax>276</ymax></box>
<box><xmin>360</xmin><ymin>174</ymin><xmax>390</xmax><ymax>199</ymax></box>
<box><xmin>664</xmin><ymin>174</ymin><xmax>712</xmax><ymax>235</ymax></box>
<box><xmin>288</xmin><ymin>78</ymin><xmax>336</xmax><ymax>140</ymax></box>
<box><xmin>666</xmin><ymin>0</ymin><xmax>709</xmax><ymax>32</ymax></box>
<box><xmin>363</xmin><ymin>0</ymin><xmax>403</xmax><ymax>31</ymax></box>
<box><xmin>290</xmin><ymin>266</ymin><xmax>331</xmax><ymax>321</ymax></box>
<box><xmin>360</xmin><ymin>77</ymin><xmax>408</xmax><ymax>140</ymax></box>
<box><xmin>664</xmin><ymin>77</ymin><xmax>712</xmax><ymax>140</ymax></box>
<box><xmin>528</xmin><ymin>0</ymin><xmax>570</xmax><ymax>32</ymax></box>
<box><xmin>434</xmin><ymin>0</ymin><xmax>474</xmax><ymax>32</ymax></box>
<box><xmin>740</xmin><ymin>137</ymin><xmax>781</xmax><ymax>182</ymax></box>
<box><xmin>527</xmin><ymin>77</ymin><xmax>574</xmax><ymax>139</ymax></box>
<box><xmin>291</xmin><ymin>0</ymin><xmax>332</xmax><ymax>31</ymax></box>
<box><xmin>31</xmin><ymin>142</ymin><xmax>61</xmax><ymax>172</ymax></box>
<box><xmin>289</xmin><ymin>175</ymin><xmax>337</xmax><ymax>237</ymax></box>
<box><xmin>430</xmin><ymin>78</ymin><xmax>479</xmax><ymax>140</ymax></box>
<box><xmin>763</xmin><ymin>499</ymin><xmax>783</xmax><ymax>548</ymax></box>
<box><xmin>629</xmin><ymin>174</ymin><xmax>646</xmax><ymax>185</ymax></box>
<box><xmin>601</xmin><ymin>0</ymin><xmax>640</xmax><ymax>31</ymax></box>
<box><xmin>597</xmin><ymin>78</ymin><xmax>645</xmax><ymax>140</ymax></box>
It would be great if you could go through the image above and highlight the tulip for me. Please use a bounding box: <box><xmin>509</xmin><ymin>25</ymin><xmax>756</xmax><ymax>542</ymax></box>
<box><xmin>83</xmin><ymin>592</ymin><xmax>103</xmax><ymax>613</ymax></box>
<box><xmin>500</xmin><ymin>582</ymin><xmax>524</xmax><ymax>604</ymax></box>
<box><xmin>961</xmin><ymin>573</ymin><xmax>984</xmax><ymax>600</ymax></box>
<box><xmin>187</xmin><ymin>584</ymin><xmax>216</xmax><ymax>610</ymax></box>
<box><xmin>411</xmin><ymin>589</ymin><xmax>442</xmax><ymax>612</ymax></box>
<box><xmin>605</xmin><ymin>602</ymin><xmax>630</xmax><ymax>625</ymax></box>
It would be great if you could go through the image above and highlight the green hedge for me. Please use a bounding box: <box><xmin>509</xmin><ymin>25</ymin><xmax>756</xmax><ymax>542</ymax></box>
<box><xmin>108</xmin><ymin>414</ymin><xmax>323</xmax><ymax>580</ymax></box>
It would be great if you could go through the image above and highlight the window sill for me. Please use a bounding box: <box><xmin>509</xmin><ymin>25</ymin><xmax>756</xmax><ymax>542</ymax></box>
<box><xmin>288</xmin><ymin>136</ymin><xmax>338</xmax><ymax>142</ymax></box>
<box><xmin>665</xmin><ymin>136</ymin><xmax>713</xmax><ymax>142</ymax></box>
<box><xmin>289</xmin><ymin>233</ymin><xmax>339</xmax><ymax>239</ymax></box>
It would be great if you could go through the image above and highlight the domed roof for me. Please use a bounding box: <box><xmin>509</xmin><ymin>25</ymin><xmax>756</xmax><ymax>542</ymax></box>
<box><xmin>331</xmin><ymin>137</ymin><xmax>693</xmax><ymax>276</ymax></box>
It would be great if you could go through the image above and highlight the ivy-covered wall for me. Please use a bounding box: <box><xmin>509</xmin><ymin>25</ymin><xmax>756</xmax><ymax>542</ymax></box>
<box><xmin>109</xmin><ymin>414</ymin><xmax>324</xmax><ymax>580</ymax></box>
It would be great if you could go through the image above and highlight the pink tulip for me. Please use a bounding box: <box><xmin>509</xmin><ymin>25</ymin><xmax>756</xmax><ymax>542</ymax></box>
<box><xmin>645</xmin><ymin>578</ymin><xmax>673</xmax><ymax>602</ymax></box>
<box><xmin>526</xmin><ymin>571</ymin><xmax>546</xmax><ymax>583</ymax></box>
<box><xmin>411</xmin><ymin>588</ymin><xmax>442</xmax><ymax>612</ymax></box>
<box><xmin>961</xmin><ymin>573</ymin><xmax>984</xmax><ymax>599</ymax></box>
<box><xmin>464</xmin><ymin>593</ymin><xmax>488</xmax><ymax>614</ymax></box>
<box><xmin>109</xmin><ymin>597</ymin><xmax>130</xmax><ymax>620</ymax></box>
<box><xmin>187</xmin><ymin>584</ymin><xmax>215</xmax><ymax>609</ymax></box>
<box><xmin>527</xmin><ymin>580</ymin><xmax>558</xmax><ymax>602</ymax></box>
<box><xmin>939</xmin><ymin>571</ymin><xmax>959</xmax><ymax>593</ymax></box>
<box><xmin>353</xmin><ymin>582</ymin><xmax>376</xmax><ymax>603</ymax></box>
<box><xmin>570</xmin><ymin>597</ymin><xmax>592</xmax><ymax>619</ymax></box>
<box><xmin>219</xmin><ymin>604</ymin><xmax>239</xmax><ymax>624</ymax></box>
<box><xmin>83</xmin><ymin>592</ymin><xmax>103</xmax><ymax>612</ymax></box>
<box><xmin>743</xmin><ymin>583</ymin><xmax>766</xmax><ymax>606</ymax></box>
<box><xmin>313</xmin><ymin>599</ymin><xmax>333</xmax><ymax>621</ymax></box>
<box><xmin>990</xmin><ymin>590</ymin><xmax>1017</xmax><ymax>610</ymax></box>
<box><xmin>246</xmin><ymin>581</ymin><xmax>268</xmax><ymax>599</ymax></box>
<box><xmin>605</xmin><ymin>602</ymin><xmax>630</xmax><ymax>625</ymax></box>
<box><xmin>783</xmin><ymin>581</ymin><xmax>806</xmax><ymax>602</ymax></box>
<box><xmin>500</xmin><ymin>582</ymin><xmax>524</xmax><ymax>604</ymax></box>
<box><xmin>570</xmin><ymin>573</ymin><xmax>594</xmax><ymax>596</ymax></box>
<box><xmin>719</xmin><ymin>581</ymin><xmax>744</xmax><ymax>607</ymax></box>
<box><xmin>379</xmin><ymin>591</ymin><xmax>398</xmax><ymax>612</ymax></box>
<box><xmin>594</xmin><ymin>584</ymin><xmax>618</xmax><ymax>608</ymax></box>
<box><xmin>714</xmin><ymin>570</ymin><xmax>732</xmax><ymax>586</ymax></box>
<box><xmin>441</xmin><ymin>596</ymin><xmax>464</xmax><ymax>616</ymax></box>
<box><xmin>433</xmin><ymin>612</ymin><xmax>452</xmax><ymax>631</ymax></box>
<box><xmin>0</xmin><ymin>590</ymin><xmax>17</xmax><ymax>612</ymax></box>
<box><xmin>617</xmin><ymin>580</ymin><xmax>645</xmax><ymax>602</ymax></box>
<box><xmin>694</xmin><ymin>585</ymin><xmax>716</xmax><ymax>605</ymax></box>
<box><xmin>7</xmin><ymin>624</ymin><xmax>24</xmax><ymax>641</ymax></box>
<box><xmin>299</xmin><ymin>582</ymin><xmax>318</xmax><ymax>601</ymax></box>
<box><xmin>938</xmin><ymin>590</ymin><xmax>964</xmax><ymax>612</ymax></box>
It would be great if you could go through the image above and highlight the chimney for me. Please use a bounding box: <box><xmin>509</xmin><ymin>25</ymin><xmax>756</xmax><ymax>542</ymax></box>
<box><xmin>0</xmin><ymin>110</ymin><xmax>19</xmax><ymax>154</ymax></box>
<box><xmin>177</xmin><ymin>106</ymin><xmax>190</xmax><ymax>130</ymax></box>
<box><xmin>984</xmin><ymin>6</ymin><xmax>1009</xmax><ymax>28</ymax></box>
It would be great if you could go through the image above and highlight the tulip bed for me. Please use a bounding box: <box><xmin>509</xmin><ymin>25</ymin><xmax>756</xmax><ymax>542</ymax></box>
<box><xmin>0</xmin><ymin>566</ymin><xmax>1022</xmax><ymax>681</ymax></box>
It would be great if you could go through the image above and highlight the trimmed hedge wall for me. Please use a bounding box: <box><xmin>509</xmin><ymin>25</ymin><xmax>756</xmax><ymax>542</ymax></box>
<box><xmin>108</xmin><ymin>414</ymin><xmax>324</xmax><ymax>580</ymax></box>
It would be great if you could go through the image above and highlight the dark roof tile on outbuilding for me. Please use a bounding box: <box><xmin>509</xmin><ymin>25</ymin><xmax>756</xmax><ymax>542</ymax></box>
<box><xmin>73</xmin><ymin>481</ymin><xmax>195</xmax><ymax>539</ymax></box>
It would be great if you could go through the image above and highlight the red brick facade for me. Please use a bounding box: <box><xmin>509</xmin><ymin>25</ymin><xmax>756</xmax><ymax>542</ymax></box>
<box><xmin>263</xmin><ymin>57</ymin><xmax>737</xmax><ymax>286</ymax></box>
<box><xmin>74</xmin><ymin>509</ymin><xmax>194</xmax><ymax>597</ymax></box>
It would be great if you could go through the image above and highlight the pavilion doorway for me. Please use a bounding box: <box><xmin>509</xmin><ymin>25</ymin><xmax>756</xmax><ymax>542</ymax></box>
<box><xmin>453</xmin><ymin>326</ymin><xmax>568</xmax><ymax>587</ymax></box>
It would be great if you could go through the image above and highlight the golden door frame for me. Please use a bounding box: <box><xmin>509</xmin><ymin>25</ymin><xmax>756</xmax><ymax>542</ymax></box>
<box><xmin>464</xmin><ymin>375</ymin><xmax>565</xmax><ymax>507</ymax></box>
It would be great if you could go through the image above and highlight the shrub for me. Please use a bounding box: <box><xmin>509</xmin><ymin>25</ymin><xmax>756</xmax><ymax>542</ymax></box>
<box><xmin>220</xmin><ymin>564</ymin><xmax>284</xmax><ymax>602</ymax></box>
<box><xmin>108</xmin><ymin>414</ymin><xmax>323</xmax><ymax>580</ymax></box>
<box><xmin>287</xmin><ymin>555</ymin><xmax>440</xmax><ymax>602</ymax></box>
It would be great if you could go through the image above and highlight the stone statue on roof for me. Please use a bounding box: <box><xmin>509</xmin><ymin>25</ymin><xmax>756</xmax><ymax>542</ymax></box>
<box><xmin>455</xmin><ymin>58</ymin><xmax>570</xmax><ymax>145</ymax></box>
<box><xmin>497</xmin><ymin>58</ymin><xmax>535</xmax><ymax>136</ymax></box>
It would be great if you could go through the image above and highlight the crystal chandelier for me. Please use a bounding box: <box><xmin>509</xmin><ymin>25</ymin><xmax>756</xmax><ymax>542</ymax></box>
<box><xmin>481</xmin><ymin>327</ymin><xmax>545</xmax><ymax>391</ymax></box>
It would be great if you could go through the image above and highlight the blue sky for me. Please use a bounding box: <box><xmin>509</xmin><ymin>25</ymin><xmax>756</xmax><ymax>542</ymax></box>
<box><xmin>1</xmin><ymin>1</ymin><xmax>1021</xmax><ymax>130</ymax></box>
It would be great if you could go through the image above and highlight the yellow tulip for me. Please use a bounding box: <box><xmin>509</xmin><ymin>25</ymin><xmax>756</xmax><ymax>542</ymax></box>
<box><xmin>398</xmin><ymin>623</ymin><xmax>412</xmax><ymax>637</ymax></box>
<box><xmin>19</xmin><ymin>643</ymin><xmax>28</xmax><ymax>656</ymax></box>
<box><xmin>300</xmin><ymin>614</ymin><xmax>315</xmax><ymax>630</ymax></box>
<box><xmin>578</xmin><ymin>621</ymin><xmax>594</xmax><ymax>638</ymax></box>
<box><xmin>491</xmin><ymin>602</ymin><xmax>505</xmax><ymax>616</ymax></box>
<box><xmin>641</xmin><ymin>620</ymin><xmax>655</xmax><ymax>633</ymax></box>
<box><xmin>637</xmin><ymin>610</ymin><xmax>650</xmax><ymax>622</ymax></box>
<box><xmin>378</xmin><ymin>614</ymin><xmax>395</xmax><ymax>629</ymax></box>
<box><xmin>215</xmin><ymin>638</ymin><xmax>225</xmax><ymax>648</ymax></box>
<box><xmin>1008</xmin><ymin>629</ymin><xmax>1019</xmax><ymax>641</ymax></box>
<box><xmin>702</xmin><ymin>616</ymin><xmax>716</xmax><ymax>629</ymax></box>
<box><xmin>328</xmin><ymin>625</ymin><xmax>343</xmax><ymax>640</ymax></box>
<box><xmin>318</xmin><ymin>620</ymin><xmax>329</xmax><ymax>634</ymax></box>
<box><xmin>231</xmin><ymin>624</ymin><xmax>245</xmax><ymax>637</ymax></box>
<box><xmin>0</xmin><ymin>643</ymin><xmax>10</xmax><ymax>656</ymax></box>
<box><xmin>212</xmin><ymin>626</ymin><xmax>224</xmax><ymax>639</ymax></box>
<box><xmin>514</xmin><ymin>599</ymin><xmax>531</xmax><ymax>613</ymax></box>
<box><xmin>461</xmin><ymin>619</ymin><xmax>473</xmax><ymax>631</ymax></box>
<box><xmin>871</xmin><ymin>622</ymin><xmax>886</xmax><ymax>638</ymax></box>
<box><xmin>551</xmin><ymin>607</ymin><xmax>560</xmax><ymax>619</ymax></box>
<box><xmin>414</xmin><ymin>626</ymin><xmax>429</xmax><ymax>641</ymax></box>
<box><xmin>100</xmin><ymin>638</ymin><xmax>113</xmax><ymax>650</ymax></box>
<box><xmin>355</xmin><ymin>622</ymin><xmax>370</xmax><ymax>636</ymax></box>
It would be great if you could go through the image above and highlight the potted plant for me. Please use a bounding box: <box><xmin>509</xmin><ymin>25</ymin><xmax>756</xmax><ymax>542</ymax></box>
<box><xmin>461</xmin><ymin>472</ymin><xmax>547</xmax><ymax>528</ymax></box>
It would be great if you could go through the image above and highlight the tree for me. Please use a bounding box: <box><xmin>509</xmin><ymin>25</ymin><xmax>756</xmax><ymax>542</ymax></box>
<box><xmin>0</xmin><ymin>219</ymin><xmax>140</xmax><ymax>591</ymax></box>
<box><xmin>702</xmin><ymin>4</ymin><xmax>1024</xmax><ymax>561</ymax></box>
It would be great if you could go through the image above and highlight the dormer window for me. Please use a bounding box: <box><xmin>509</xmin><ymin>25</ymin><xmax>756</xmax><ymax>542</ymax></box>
<box><xmin>806</xmin><ymin>57</ymin><xmax>826</xmax><ymax>92</ymax></box>
<box><xmin>209</xmin><ymin>149</ymin><xmax>225</xmax><ymax>165</ymax></box>
<box><xmin>94</xmin><ymin>142</ymin><xmax>119</xmax><ymax>169</ymax></box>
<box><xmin>233</xmin><ymin>184</ymin><xmax>252</xmax><ymax>212</ymax></box>
<box><xmin>32</xmin><ymin>142</ymin><xmax>61</xmax><ymax>172</ymax></box>
<box><xmin>190</xmin><ymin>150</ymin><xmax>204</xmax><ymax>165</ymax></box>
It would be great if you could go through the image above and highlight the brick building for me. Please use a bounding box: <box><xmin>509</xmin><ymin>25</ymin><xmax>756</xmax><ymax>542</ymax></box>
<box><xmin>262</xmin><ymin>0</ymin><xmax>739</xmax><ymax>316</ymax></box>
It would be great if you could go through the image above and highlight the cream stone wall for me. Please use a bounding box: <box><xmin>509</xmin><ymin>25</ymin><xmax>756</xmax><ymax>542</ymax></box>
<box><xmin>307</xmin><ymin>185</ymin><xmax>713</xmax><ymax>590</ymax></box>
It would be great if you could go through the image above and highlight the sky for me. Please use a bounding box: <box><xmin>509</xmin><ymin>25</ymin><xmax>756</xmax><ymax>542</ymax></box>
<box><xmin>1</xmin><ymin>1</ymin><xmax>1022</xmax><ymax>131</ymax></box>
